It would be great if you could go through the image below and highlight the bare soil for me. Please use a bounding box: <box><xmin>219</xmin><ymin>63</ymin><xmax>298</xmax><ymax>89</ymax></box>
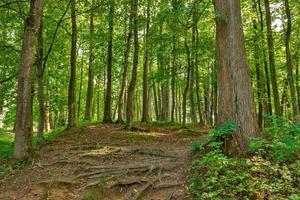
<box><xmin>0</xmin><ymin>124</ymin><xmax>208</xmax><ymax>200</ymax></box>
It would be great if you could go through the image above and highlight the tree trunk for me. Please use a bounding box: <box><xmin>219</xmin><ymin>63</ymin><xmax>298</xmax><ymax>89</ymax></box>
<box><xmin>67</xmin><ymin>0</ymin><xmax>77</xmax><ymax>129</ymax></box>
<box><xmin>77</xmin><ymin>59</ymin><xmax>84</xmax><ymax>118</ymax></box>
<box><xmin>252</xmin><ymin>3</ymin><xmax>264</xmax><ymax>129</ymax></box>
<box><xmin>126</xmin><ymin>0</ymin><xmax>139</xmax><ymax>127</ymax></box>
<box><xmin>182</xmin><ymin>36</ymin><xmax>191</xmax><ymax>128</ymax></box>
<box><xmin>14</xmin><ymin>0</ymin><xmax>44</xmax><ymax>160</ymax></box>
<box><xmin>116</xmin><ymin>2</ymin><xmax>133</xmax><ymax>124</ymax></box>
<box><xmin>284</xmin><ymin>0</ymin><xmax>299</xmax><ymax>120</ymax></box>
<box><xmin>264</xmin><ymin>0</ymin><xmax>281</xmax><ymax>115</ymax></box>
<box><xmin>258</xmin><ymin>0</ymin><xmax>272</xmax><ymax>116</ymax></box>
<box><xmin>37</xmin><ymin>19</ymin><xmax>45</xmax><ymax>137</ymax></box>
<box><xmin>103</xmin><ymin>0</ymin><xmax>115</xmax><ymax>123</ymax></box>
<box><xmin>213</xmin><ymin>0</ymin><xmax>260</xmax><ymax>155</ymax></box>
<box><xmin>142</xmin><ymin>0</ymin><xmax>150</xmax><ymax>123</ymax></box>
<box><xmin>84</xmin><ymin>0</ymin><xmax>95</xmax><ymax>121</ymax></box>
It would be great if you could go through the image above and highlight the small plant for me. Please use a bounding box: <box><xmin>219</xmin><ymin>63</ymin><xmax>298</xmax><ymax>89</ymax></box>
<box><xmin>97</xmin><ymin>177</ymin><xmax>107</xmax><ymax>187</ymax></box>
<box><xmin>82</xmin><ymin>190</ymin><xmax>98</xmax><ymax>200</ymax></box>
<box><xmin>189</xmin><ymin>120</ymin><xmax>300</xmax><ymax>199</ymax></box>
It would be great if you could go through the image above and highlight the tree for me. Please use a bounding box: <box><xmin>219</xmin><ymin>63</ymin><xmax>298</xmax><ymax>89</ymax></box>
<box><xmin>213</xmin><ymin>0</ymin><xmax>260</xmax><ymax>155</ymax></box>
<box><xmin>126</xmin><ymin>0</ymin><xmax>139</xmax><ymax>127</ymax></box>
<box><xmin>84</xmin><ymin>0</ymin><xmax>95</xmax><ymax>121</ymax></box>
<box><xmin>284</xmin><ymin>0</ymin><xmax>299</xmax><ymax>120</ymax></box>
<box><xmin>103</xmin><ymin>0</ymin><xmax>115</xmax><ymax>123</ymax></box>
<box><xmin>142</xmin><ymin>0</ymin><xmax>150</xmax><ymax>123</ymax></box>
<box><xmin>67</xmin><ymin>0</ymin><xmax>77</xmax><ymax>128</ymax></box>
<box><xmin>116</xmin><ymin>2</ymin><xmax>133</xmax><ymax>124</ymax></box>
<box><xmin>36</xmin><ymin>19</ymin><xmax>46</xmax><ymax>137</ymax></box>
<box><xmin>264</xmin><ymin>0</ymin><xmax>281</xmax><ymax>115</ymax></box>
<box><xmin>14</xmin><ymin>0</ymin><xmax>44</xmax><ymax>160</ymax></box>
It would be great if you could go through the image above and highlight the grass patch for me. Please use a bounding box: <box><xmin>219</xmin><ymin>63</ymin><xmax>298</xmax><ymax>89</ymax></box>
<box><xmin>149</xmin><ymin>120</ymin><xmax>182</xmax><ymax>128</ymax></box>
<box><xmin>32</xmin><ymin>126</ymin><xmax>66</xmax><ymax>149</ymax></box>
<box><xmin>0</xmin><ymin>132</ymin><xmax>14</xmax><ymax>160</ymax></box>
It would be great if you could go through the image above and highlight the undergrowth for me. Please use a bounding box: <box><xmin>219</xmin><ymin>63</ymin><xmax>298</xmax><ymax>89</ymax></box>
<box><xmin>189</xmin><ymin>117</ymin><xmax>300</xmax><ymax>200</ymax></box>
<box><xmin>0</xmin><ymin>126</ymin><xmax>66</xmax><ymax>178</ymax></box>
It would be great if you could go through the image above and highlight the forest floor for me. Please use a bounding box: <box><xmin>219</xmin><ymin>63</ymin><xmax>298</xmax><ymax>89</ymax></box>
<box><xmin>0</xmin><ymin>123</ymin><xmax>208</xmax><ymax>200</ymax></box>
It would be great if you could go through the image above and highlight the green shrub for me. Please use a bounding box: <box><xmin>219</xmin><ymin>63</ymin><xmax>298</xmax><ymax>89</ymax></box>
<box><xmin>189</xmin><ymin>120</ymin><xmax>300</xmax><ymax>199</ymax></box>
<box><xmin>249</xmin><ymin>116</ymin><xmax>300</xmax><ymax>162</ymax></box>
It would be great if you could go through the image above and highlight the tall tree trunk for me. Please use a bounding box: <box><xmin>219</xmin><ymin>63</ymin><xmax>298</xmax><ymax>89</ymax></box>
<box><xmin>264</xmin><ymin>0</ymin><xmax>281</xmax><ymax>115</ymax></box>
<box><xmin>182</xmin><ymin>36</ymin><xmax>191</xmax><ymax>128</ymax></box>
<box><xmin>213</xmin><ymin>0</ymin><xmax>260</xmax><ymax>155</ymax></box>
<box><xmin>258</xmin><ymin>0</ymin><xmax>272</xmax><ymax>116</ymax></box>
<box><xmin>14</xmin><ymin>0</ymin><xmax>44</xmax><ymax>160</ymax></box>
<box><xmin>77</xmin><ymin>59</ymin><xmax>83</xmax><ymax>118</ymax></box>
<box><xmin>296</xmin><ymin>53</ymin><xmax>300</xmax><ymax>113</ymax></box>
<box><xmin>284</xmin><ymin>0</ymin><xmax>299</xmax><ymax>120</ymax></box>
<box><xmin>84</xmin><ymin>0</ymin><xmax>95</xmax><ymax>121</ymax></box>
<box><xmin>126</xmin><ymin>0</ymin><xmax>139</xmax><ymax>127</ymax></box>
<box><xmin>37</xmin><ymin>19</ymin><xmax>45</xmax><ymax>137</ymax></box>
<box><xmin>142</xmin><ymin>0</ymin><xmax>150</xmax><ymax>123</ymax></box>
<box><xmin>67</xmin><ymin>0</ymin><xmax>77</xmax><ymax>129</ymax></box>
<box><xmin>171</xmin><ymin>36</ymin><xmax>177</xmax><ymax>122</ymax></box>
<box><xmin>116</xmin><ymin>3</ymin><xmax>133</xmax><ymax>124</ymax></box>
<box><xmin>252</xmin><ymin>2</ymin><xmax>264</xmax><ymax>129</ymax></box>
<box><xmin>103</xmin><ymin>0</ymin><xmax>115</xmax><ymax>123</ymax></box>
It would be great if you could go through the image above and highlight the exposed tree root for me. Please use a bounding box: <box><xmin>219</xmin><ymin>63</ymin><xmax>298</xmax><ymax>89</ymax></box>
<box><xmin>153</xmin><ymin>181</ymin><xmax>184</xmax><ymax>189</ymax></box>
<box><xmin>38</xmin><ymin>178</ymin><xmax>78</xmax><ymax>186</ymax></box>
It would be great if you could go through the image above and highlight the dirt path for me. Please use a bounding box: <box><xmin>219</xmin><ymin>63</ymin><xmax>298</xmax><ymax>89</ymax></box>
<box><xmin>0</xmin><ymin>124</ymin><xmax>207</xmax><ymax>200</ymax></box>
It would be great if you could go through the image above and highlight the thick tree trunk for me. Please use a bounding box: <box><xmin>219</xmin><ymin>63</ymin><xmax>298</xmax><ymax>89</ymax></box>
<box><xmin>284</xmin><ymin>0</ymin><xmax>299</xmax><ymax>120</ymax></box>
<box><xmin>264</xmin><ymin>0</ymin><xmax>281</xmax><ymax>115</ymax></box>
<box><xmin>37</xmin><ymin>19</ymin><xmax>45</xmax><ymax>137</ymax></box>
<box><xmin>142</xmin><ymin>0</ymin><xmax>150</xmax><ymax>123</ymax></box>
<box><xmin>67</xmin><ymin>0</ymin><xmax>77</xmax><ymax>129</ymax></box>
<box><xmin>213</xmin><ymin>0</ymin><xmax>260</xmax><ymax>155</ymax></box>
<box><xmin>14</xmin><ymin>0</ymin><xmax>43</xmax><ymax>160</ymax></box>
<box><xmin>103</xmin><ymin>0</ymin><xmax>115</xmax><ymax>123</ymax></box>
<box><xmin>84</xmin><ymin>0</ymin><xmax>95</xmax><ymax>121</ymax></box>
<box><xmin>126</xmin><ymin>0</ymin><xmax>139</xmax><ymax>127</ymax></box>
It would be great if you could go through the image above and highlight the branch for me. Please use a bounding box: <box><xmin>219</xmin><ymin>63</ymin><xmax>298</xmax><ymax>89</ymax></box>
<box><xmin>0</xmin><ymin>73</ymin><xmax>18</xmax><ymax>84</ymax></box>
<box><xmin>42</xmin><ymin>0</ymin><xmax>72</xmax><ymax>74</ymax></box>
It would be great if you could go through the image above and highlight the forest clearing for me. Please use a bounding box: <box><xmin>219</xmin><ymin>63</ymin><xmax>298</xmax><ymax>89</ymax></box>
<box><xmin>0</xmin><ymin>0</ymin><xmax>300</xmax><ymax>199</ymax></box>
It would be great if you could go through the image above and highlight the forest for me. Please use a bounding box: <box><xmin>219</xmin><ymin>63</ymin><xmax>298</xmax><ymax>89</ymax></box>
<box><xmin>0</xmin><ymin>0</ymin><xmax>300</xmax><ymax>199</ymax></box>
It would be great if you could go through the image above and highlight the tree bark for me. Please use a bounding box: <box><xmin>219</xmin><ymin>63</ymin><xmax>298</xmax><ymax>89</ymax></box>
<box><xmin>264</xmin><ymin>0</ymin><xmax>281</xmax><ymax>115</ymax></box>
<box><xmin>142</xmin><ymin>0</ymin><xmax>150</xmax><ymax>123</ymax></box>
<box><xmin>67</xmin><ymin>0</ymin><xmax>77</xmax><ymax>129</ymax></box>
<box><xmin>252</xmin><ymin>2</ymin><xmax>264</xmax><ymax>129</ymax></box>
<box><xmin>84</xmin><ymin>0</ymin><xmax>95</xmax><ymax>121</ymax></box>
<box><xmin>116</xmin><ymin>5</ymin><xmax>133</xmax><ymax>124</ymax></box>
<box><xmin>37</xmin><ymin>19</ymin><xmax>46</xmax><ymax>137</ymax></box>
<box><xmin>126</xmin><ymin>0</ymin><xmax>139</xmax><ymax>127</ymax></box>
<box><xmin>103</xmin><ymin>0</ymin><xmax>115</xmax><ymax>123</ymax></box>
<box><xmin>182</xmin><ymin>36</ymin><xmax>191</xmax><ymax>128</ymax></box>
<box><xmin>213</xmin><ymin>0</ymin><xmax>260</xmax><ymax>155</ymax></box>
<box><xmin>14</xmin><ymin>0</ymin><xmax>44</xmax><ymax>160</ymax></box>
<box><xmin>284</xmin><ymin>0</ymin><xmax>299</xmax><ymax>120</ymax></box>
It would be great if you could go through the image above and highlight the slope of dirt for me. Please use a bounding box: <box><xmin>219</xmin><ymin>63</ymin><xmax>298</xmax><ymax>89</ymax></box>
<box><xmin>0</xmin><ymin>124</ymin><xmax>208</xmax><ymax>200</ymax></box>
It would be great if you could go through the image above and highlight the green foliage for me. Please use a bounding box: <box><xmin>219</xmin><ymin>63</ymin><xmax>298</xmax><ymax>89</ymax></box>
<box><xmin>249</xmin><ymin>116</ymin><xmax>300</xmax><ymax>162</ymax></box>
<box><xmin>0</xmin><ymin>132</ymin><xmax>14</xmax><ymax>159</ymax></box>
<box><xmin>189</xmin><ymin>121</ymin><xmax>300</xmax><ymax>199</ymax></box>
<box><xmin>0</xmin><ymin>160</ymin><xmax>31</xmax><ymax>177</ymax></box>
<box><xmin>32</xmin><ymin>126</ymin><xmax>66</xmax><ymax>149</ymax></box>
<box><xmin>82</xmin><ymin>191</ymin><xmax>98</xmax><ymax>200</ymax></box>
